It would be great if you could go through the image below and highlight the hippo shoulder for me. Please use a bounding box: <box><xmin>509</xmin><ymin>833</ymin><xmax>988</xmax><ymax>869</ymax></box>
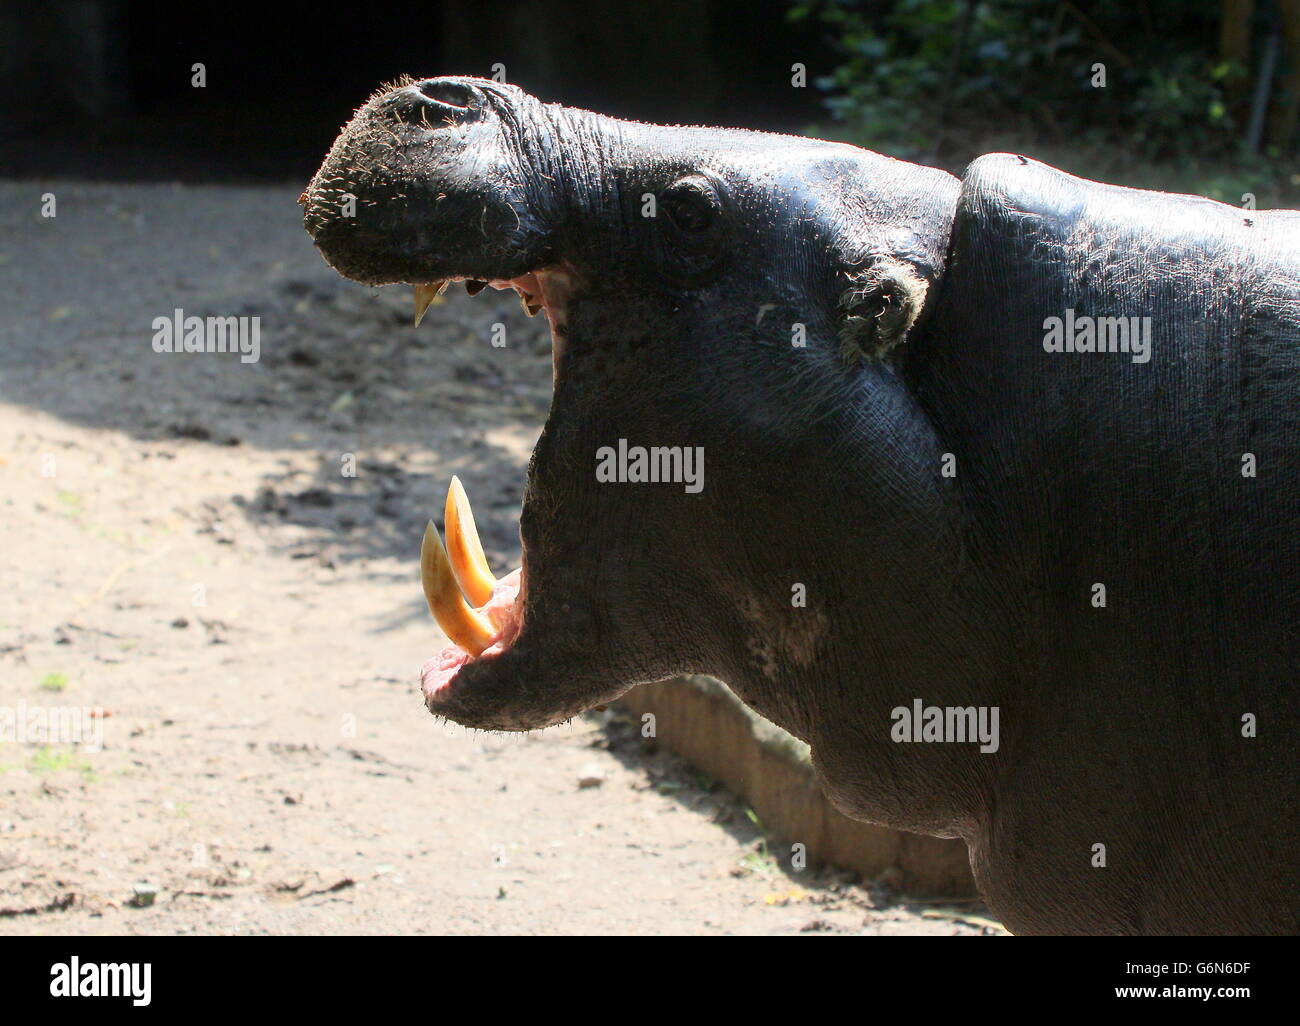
<box><xmin>955</xmin><ymin>153</ymin><xmax>1300</xmax><ymax>271</ymax></box>
<box><xmin>916</xmin><ymin>153</ymin><xmax>1300</xmax><ymax>434</ymax></box>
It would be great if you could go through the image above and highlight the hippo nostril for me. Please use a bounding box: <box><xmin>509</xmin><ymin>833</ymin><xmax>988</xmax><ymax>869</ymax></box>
<box><xmin>390</xmin><ymin>78</ymin><xmax>486</xmax><ymax>129</ymax></box>
<box><xmin>413</xmin><ymin>78</ymin><xmax>480</xmax><ymax>112</ymax></box>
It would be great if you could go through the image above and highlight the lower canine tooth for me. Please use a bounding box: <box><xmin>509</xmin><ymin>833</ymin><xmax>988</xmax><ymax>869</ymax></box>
<box><xmin>414</xmin><ymin>281</ymin><xmax>448</xmax><ymax>326</ymax></box>
<box><xmin>420</xmin><ymin>521</ymin><xmax>495</xmax><ymax>656</ymax></box>
<box><xmin>445</xmin><ymin>476</ymin><xmax>497</xmax><ymax>607</ymax></box>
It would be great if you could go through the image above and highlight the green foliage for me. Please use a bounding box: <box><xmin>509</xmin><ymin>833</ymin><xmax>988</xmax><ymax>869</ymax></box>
<box><xmin>29</xmin><ymin>746</ymin><xmax>96</xmax><ymax>781</ymax></box>
<box><xmin>792</xmin><ymin>0</ymin><xmax>1296</xmax><ymax>204</ymax></box>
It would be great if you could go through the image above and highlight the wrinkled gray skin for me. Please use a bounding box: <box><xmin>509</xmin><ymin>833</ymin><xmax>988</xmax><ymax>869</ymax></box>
<box><xmin>304</xmin><ymin>77</ymin><xmax>1300</xmax><ymax>935</ymax></box>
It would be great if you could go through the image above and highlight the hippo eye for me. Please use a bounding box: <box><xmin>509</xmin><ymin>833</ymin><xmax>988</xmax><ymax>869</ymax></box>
<box><xmin>650</xmin><ymin>173</ymin><xmax>730</xmax><ymax>285</ymax></box>
<box><xmin>661</xmin><ymin>178</ymin><xmax>720</xmax><ymax>235</ymax></box>
<box><xmin>663</xmin><ymin>190</ymin><xmax>714</xmax><ymax>233</ymax></box>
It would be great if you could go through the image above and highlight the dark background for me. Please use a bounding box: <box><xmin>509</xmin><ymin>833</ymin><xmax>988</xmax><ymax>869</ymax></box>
<box><xmin>0</xmin><ymin>0</ymin><xmax>832</xmax><ymax>183</ymax></box>
<box><xmin>2</xmin><ymin>0</ymin><xmax>1296</xmax><ymax>204</ymax></box>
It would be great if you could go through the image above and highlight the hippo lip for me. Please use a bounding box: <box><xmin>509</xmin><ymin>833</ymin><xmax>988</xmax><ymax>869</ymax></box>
<box><xmin>419</xmin><ymin>556</ymin><xmax>526</xmax><ymax>711</ymax></box>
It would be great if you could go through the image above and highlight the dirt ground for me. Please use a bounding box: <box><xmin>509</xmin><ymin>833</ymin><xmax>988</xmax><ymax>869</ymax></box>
<box><xmin>0</xmin><ymin>180</ymin><xmax>1000</xmax><ymax>935</ymax></box>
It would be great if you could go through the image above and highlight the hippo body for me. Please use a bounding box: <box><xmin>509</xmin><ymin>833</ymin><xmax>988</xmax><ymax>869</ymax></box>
<box><xmin>304</xmin><ymin>78</ymin><xmax>1300</xmax><ymax>935</ymax></box>
<box><xmin>888</xmin><ymin>157</ymin><xmax>1300</xmax><ymax>934</ymax></box>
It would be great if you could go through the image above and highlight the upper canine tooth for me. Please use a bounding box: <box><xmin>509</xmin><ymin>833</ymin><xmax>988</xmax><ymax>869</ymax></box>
<box><xmin>414</xmin><ymin>281</ymin><xmax>448</xmax><ymax>327</ymax></box>
<box><xmin>517</xmin><ymin>291</ymin><xmax>541</xmax><ymax>317</ymax></box>
<box><xmin>420</xmin><ymin>521</ymin><xmax>495</xmax><ymax>656</ymax></box>
<box><xmin>444</xmin><ymin>476</ymin><xmax>497</xmax><ymax>607</ymax></box>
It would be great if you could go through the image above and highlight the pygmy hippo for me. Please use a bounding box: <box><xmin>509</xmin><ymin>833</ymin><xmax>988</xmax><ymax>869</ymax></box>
<box><xmin>303</xmin><ymin>77</ymin><xmax>1300</xmax><ymax>935</ymax></box>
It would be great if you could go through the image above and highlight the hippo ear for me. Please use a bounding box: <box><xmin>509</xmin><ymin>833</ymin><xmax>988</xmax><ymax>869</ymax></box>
<box><xmin>837</xmin><ymin>256</ymin><xmax>930</xmax><ymax>362</ymax></box>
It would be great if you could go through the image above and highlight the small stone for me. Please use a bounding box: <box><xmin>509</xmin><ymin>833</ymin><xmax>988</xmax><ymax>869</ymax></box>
<box><xmin>577</xmin><ymin>764</ymin><xmax>608</xmax><ymax>789</ymax></box>
<box><xmin>129</xmin><ymin>883</ymin><xmax>158</xmax><ymax>908</ymax></box>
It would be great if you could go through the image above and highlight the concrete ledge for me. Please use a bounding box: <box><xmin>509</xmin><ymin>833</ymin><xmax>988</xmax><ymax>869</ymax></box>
<box><xmin>618</xmin><ymin>675</ymin><xmax>977</xmax><ymax>898</ymax></box>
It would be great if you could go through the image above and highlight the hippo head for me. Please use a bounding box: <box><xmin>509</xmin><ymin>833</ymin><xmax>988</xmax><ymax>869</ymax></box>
<box><xmin>303</xmin><ymin>77</ymin><xmax>962</xmax><ymax>737</ymax></box>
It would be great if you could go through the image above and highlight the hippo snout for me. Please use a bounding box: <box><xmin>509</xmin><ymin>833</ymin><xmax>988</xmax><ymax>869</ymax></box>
<box><xmin>302</xmin><ymin>75</ymin><xmax>556</xmax><ymax>286</ymax></box>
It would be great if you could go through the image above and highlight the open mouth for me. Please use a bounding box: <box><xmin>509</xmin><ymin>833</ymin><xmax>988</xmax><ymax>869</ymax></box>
<box><xmin>414</xmin><ymin>269</ymin><xmax>573</xmax><ymax>377</ymax></box>
<box><xmin>414</xmin><ymin>269</ymin><xmax>572</xmax><ymax>714</ymax></box>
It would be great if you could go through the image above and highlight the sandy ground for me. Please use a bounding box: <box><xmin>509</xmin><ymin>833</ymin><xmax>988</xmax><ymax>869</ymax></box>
<box><xmin>0</xmin><ymin>181</ymin><xmax>999</xmax><ymax>935</ymax></box>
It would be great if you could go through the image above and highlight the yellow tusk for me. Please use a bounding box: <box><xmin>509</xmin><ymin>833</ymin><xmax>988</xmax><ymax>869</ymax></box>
<box><xmin>421</xmin><ymin>520</ymin><xmax>495</xmax><ymax>656</ymax></box>
<box><xmin>445</xmin><ymin>476</ymin><xmax>497</xmax><ymax>607</ymax></box>
<box><xmin>414</xmin><ymin>281</ymin><xmax>447</xmax><ymax>327</ymax></box>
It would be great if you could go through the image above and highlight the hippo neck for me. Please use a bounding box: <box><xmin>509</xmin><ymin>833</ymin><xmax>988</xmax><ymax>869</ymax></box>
<box><xmin>703</xmin><ymin>362</ymin><xmax>1010</xmax><ymax>838</ymax></box>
